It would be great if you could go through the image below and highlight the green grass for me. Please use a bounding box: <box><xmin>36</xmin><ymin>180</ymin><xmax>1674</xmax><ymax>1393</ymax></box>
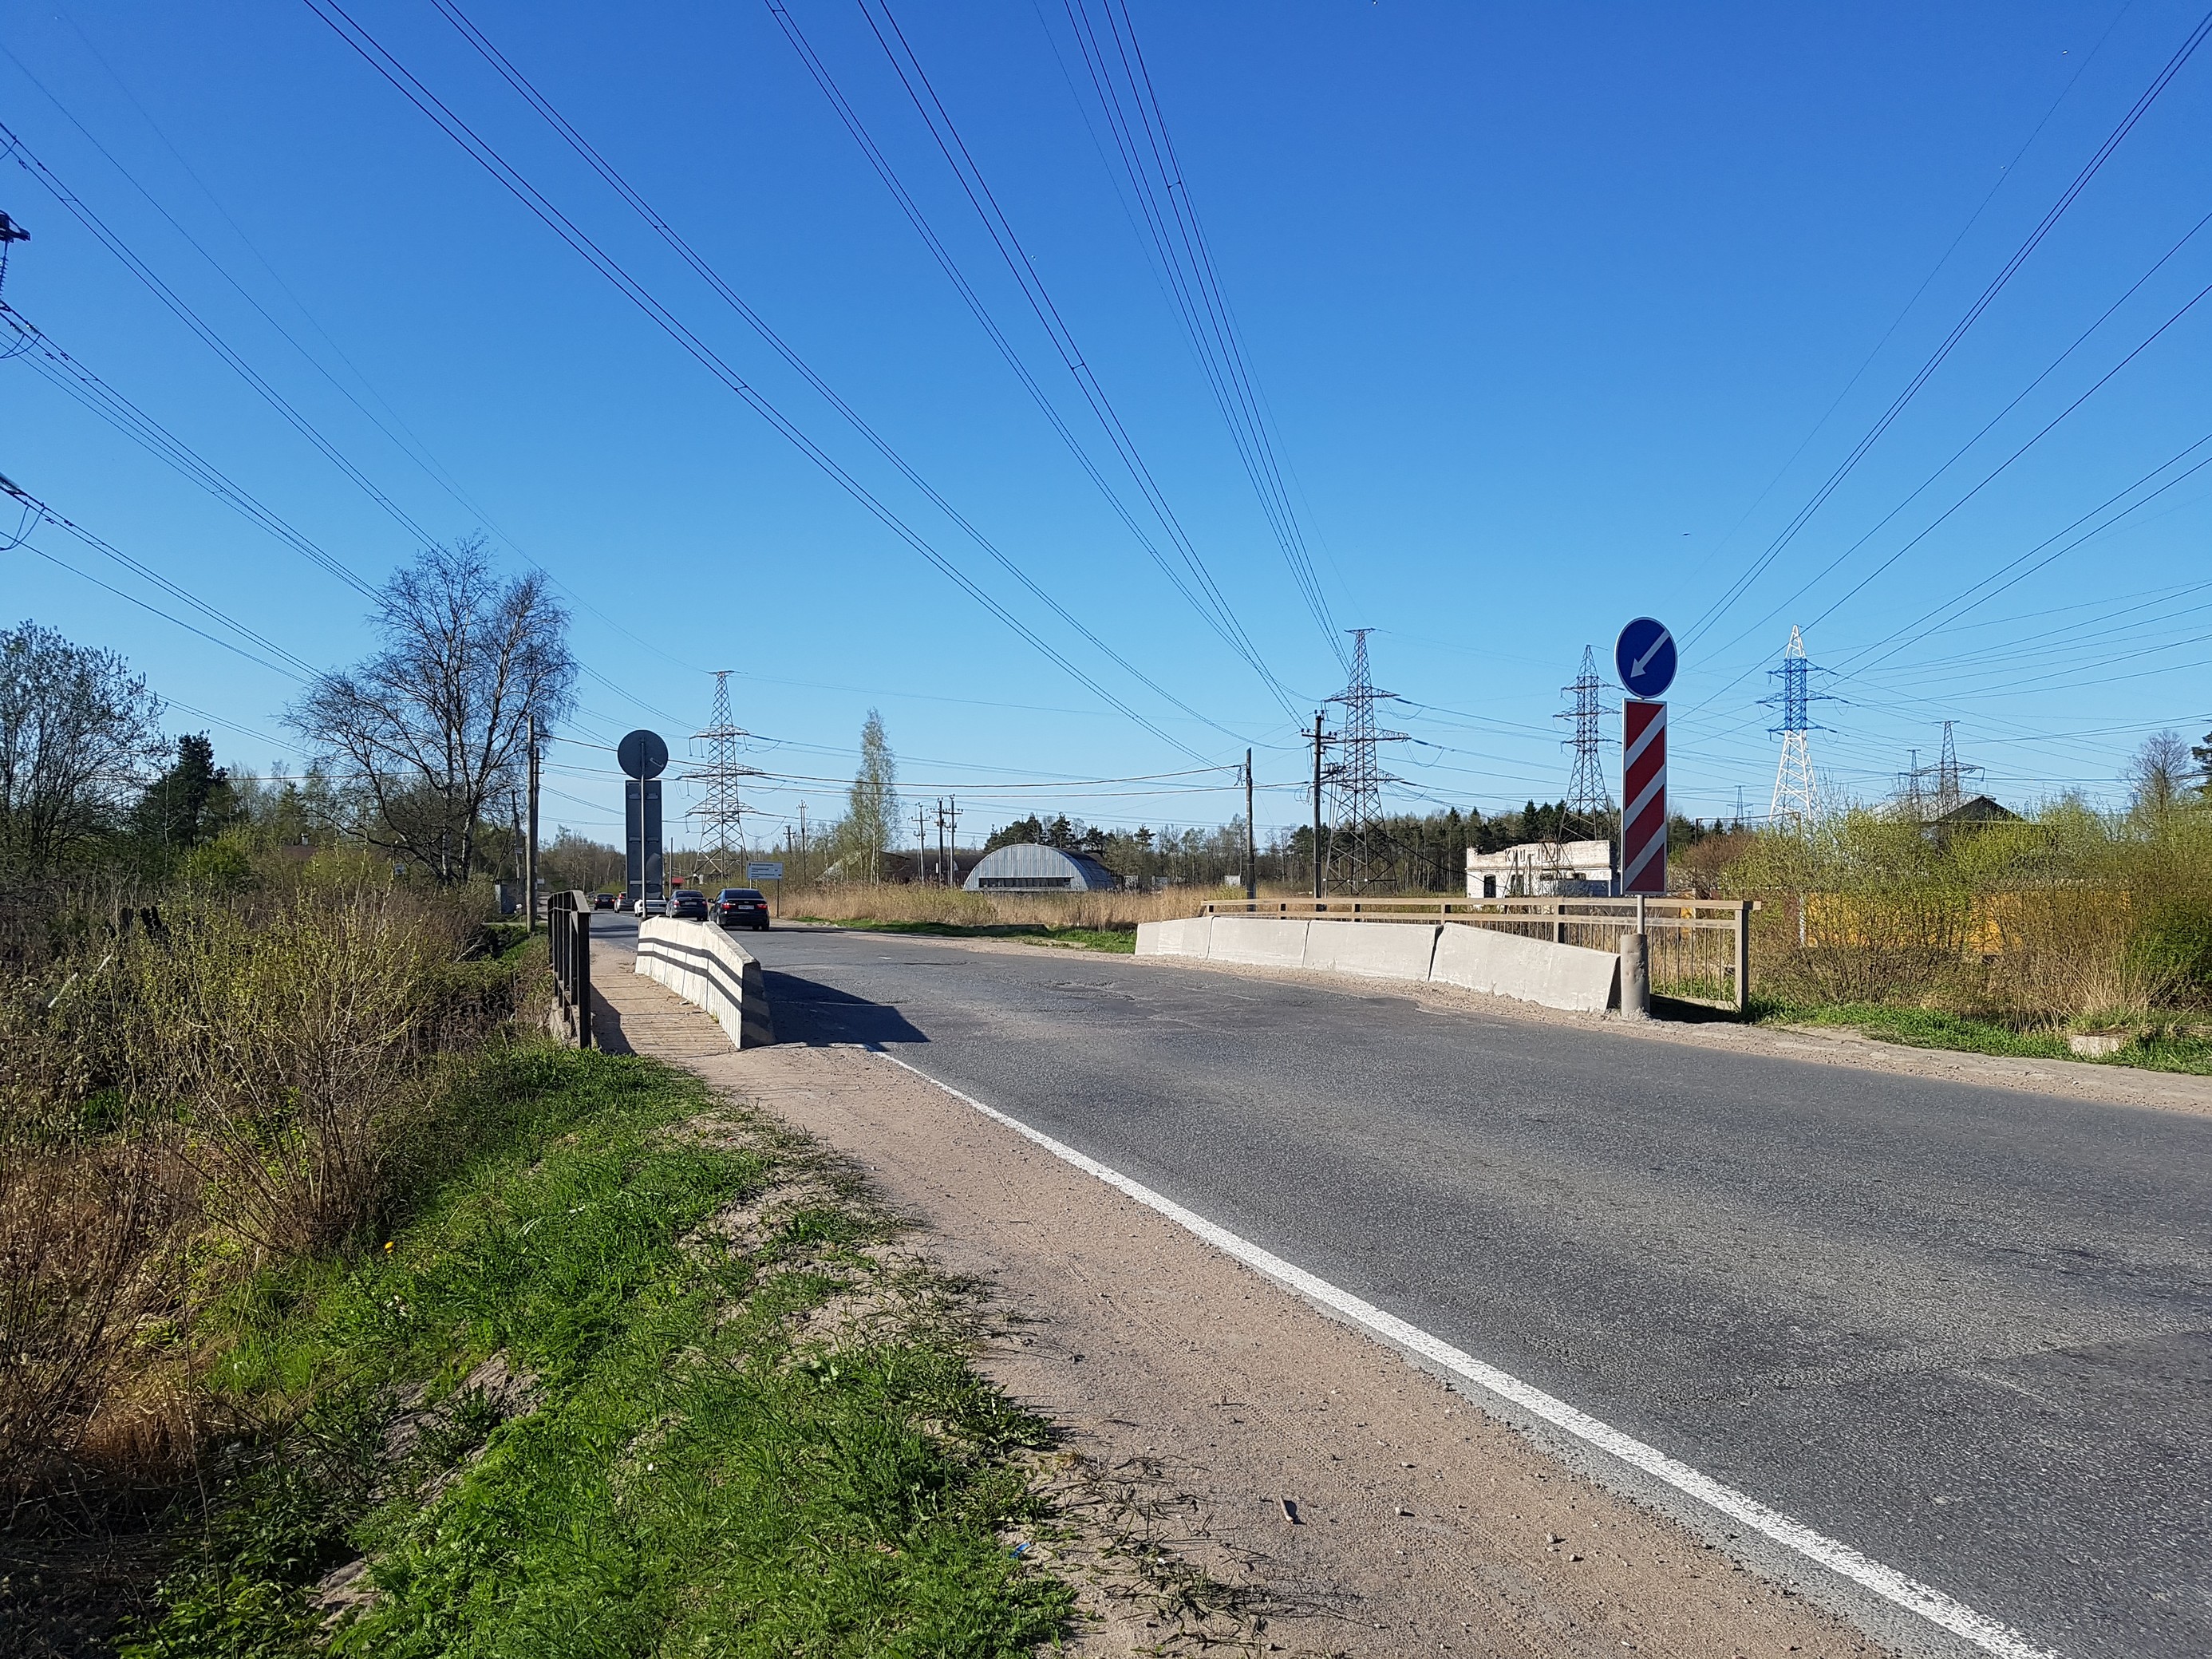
<box><xmin>796</xmin><ymin>917</ymin><xmax>1136</xmax><ymax>954</ymax></box>
<box><xmin>1751</xmin><ymin>998</ymin><xmax>2212</xmax><ymax>1074</ymax></box>
<box><xmin>120</xmin><ymin>1045</ymin><xmax>1071</xmax><ymax>1657</ymax></box>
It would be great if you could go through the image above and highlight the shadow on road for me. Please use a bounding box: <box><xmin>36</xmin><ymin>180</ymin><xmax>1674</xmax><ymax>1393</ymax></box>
<box><xmin>760</xmin><ymin>970</ymin><xmax>929</xmax><ymax>1047</ymax></box>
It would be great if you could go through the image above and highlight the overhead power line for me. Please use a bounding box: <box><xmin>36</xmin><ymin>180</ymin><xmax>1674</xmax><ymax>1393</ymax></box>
<box><xmin>0</xmin><ymin>45</ymin><xmax>823</xmax><ymax>704</ymax></box>
<box><xmin>423</xmin><ymin>0</ymin><xmax>1262</xmax><ymax>741</ymax></box>
<box><xmin>765</xmin><ymin>0</ymin><xmax>1300</xmax><ymax>709</ymax></box>
<box><xmin>1696</xmin><ymin>205</ymin><xmax>2212</xmax><ymax>669</ymax></box>
<box><xmin>1055</xmin><ymin>0</ymin><xmax>1344</xmax><ymax>667</ymax></box>
<box><xmin>1684</xmin><ymin>2</ymin><xmax>2212</xmax><ymax>648</ymax></box>
<box><xmin>0</xmin><ymin>115</ymin><xmax>448</xmax><ymax>554</ymax></box>
<box><xmin>1687</xmin><ymin>271</ymin><xmax>2212</xmax><ymax>717</ymax></box>
<box><xmin>2</xmin><ymin>470</ymin><xmax>316</xmax><ymax>681</ymax></box>
<box><xmin>1</xmin><ymin>298</ymin><xmax>379</xmax><ymax>598</ymax></box>
<box><xmin>301</xmin><ymin>0</ymin><xmax>1215</xmax><ymax>761</ymax></box>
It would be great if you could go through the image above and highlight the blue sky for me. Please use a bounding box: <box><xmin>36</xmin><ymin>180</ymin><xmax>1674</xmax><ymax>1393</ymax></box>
<box><xmin>4</xmin><ymin>1</ymin><xmax>2208</xmax><ymax>849</ymax></box>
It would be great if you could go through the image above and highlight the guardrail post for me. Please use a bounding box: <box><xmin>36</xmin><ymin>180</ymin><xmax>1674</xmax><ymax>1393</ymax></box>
<box><xmin>1619</xmin><ymin>931</ymin><xmax>1649</xmax><ymax>1020</ymax></box>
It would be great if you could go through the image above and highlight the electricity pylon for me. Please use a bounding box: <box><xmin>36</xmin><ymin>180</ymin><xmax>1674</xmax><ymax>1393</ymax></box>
<box><xmin>1558</xmin><ymin>645</ymin><xmax>1614</xmax><ymax>835</ymax></box>
<box><xmin>1323</xmin><ymin>629</ymin><xmax>1406</xmax><ymax>891</ymax></box>
<box><xmin>681</xmin><ymin>670</ymin><xmax>758</xmax><ymax>880</ymax></box>
<box><xmin>1764</xmin><ymin>626</ymin><xmax>1829</xmax><ymax>828</ymax></box>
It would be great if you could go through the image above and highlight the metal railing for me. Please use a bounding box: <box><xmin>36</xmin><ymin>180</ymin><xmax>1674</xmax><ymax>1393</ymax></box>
<box><xmin>1198</xmin><ymin>895</ymin><xmax>1756</xmax><ymax>1013</ymax></box>
<box><xmin>547</xmin><ymin>889</ymin><xmax>592</xmax><ymax>1048</ymax></box>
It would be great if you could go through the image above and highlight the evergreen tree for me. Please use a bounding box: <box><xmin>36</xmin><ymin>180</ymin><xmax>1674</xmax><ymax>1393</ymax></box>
<box><xmin>134</xmin><ymin>733</ymin><xmax>232</xmax><ymax>849</ymax></box>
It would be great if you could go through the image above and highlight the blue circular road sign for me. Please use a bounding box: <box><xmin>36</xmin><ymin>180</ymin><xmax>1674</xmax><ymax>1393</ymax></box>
<box><xmin>1614</xmin><ymin>618</ymin><xmax>1677</xmax><ymax>700</ymax></box>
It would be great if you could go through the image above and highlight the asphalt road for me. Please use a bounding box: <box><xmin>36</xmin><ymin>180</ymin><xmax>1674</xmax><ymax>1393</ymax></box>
<box><xmin>602</xmin><ymin>918</ymin><xmax>2210</xmax><ymax>1657</ymax></box>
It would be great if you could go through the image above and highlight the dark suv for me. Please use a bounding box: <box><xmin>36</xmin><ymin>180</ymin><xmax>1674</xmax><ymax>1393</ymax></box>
<box><xmin>668</xmin><ymin>887</ymin><xmax>709</xmax><ymax>921</ymax></box>
<box><xmin>714</xmin><ymin>888</ymin><xmax>769</xmax><ymax>930</ymax></box>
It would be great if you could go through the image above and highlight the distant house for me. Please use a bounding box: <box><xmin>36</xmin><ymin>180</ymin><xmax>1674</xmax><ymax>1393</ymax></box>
<box><xmin>1922</xmin><ymin>794</ymin><xmax>2018</xmax><ymax>843</ymax></box>
<box><xmin>1466</xmin><ymin>838</ymin><xmax>1614</xmax><ymax>899</ymax></box>
<box><xmin>964</xmin><ymin>842</ymin><xmax>1120</xmax><ymax>892</ymax></box>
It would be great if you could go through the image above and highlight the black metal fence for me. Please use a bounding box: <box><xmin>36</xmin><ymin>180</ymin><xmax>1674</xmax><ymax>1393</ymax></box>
<box><xmin>547</xmin><ymin>889</ymin><xmax>592</xmax><ymax>1048</ymax></box>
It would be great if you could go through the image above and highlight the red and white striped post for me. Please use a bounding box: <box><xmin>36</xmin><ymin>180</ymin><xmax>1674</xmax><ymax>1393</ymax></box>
<box><xmin>1621</xmin><ymin>698</ymin><xmax>1666</xmax><ymax>896</ymax></box>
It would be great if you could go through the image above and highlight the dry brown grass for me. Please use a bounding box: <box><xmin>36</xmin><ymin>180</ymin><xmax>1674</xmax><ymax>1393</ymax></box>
<box><xmin>789</xmin><ymin>882</ymin><xmax>1215</xmax><ymax>930</ymax></box>
<box><xmin>0</xmin><ymin>1124</ymin><xmax>182</xmax><ymax>1503</ymax></box>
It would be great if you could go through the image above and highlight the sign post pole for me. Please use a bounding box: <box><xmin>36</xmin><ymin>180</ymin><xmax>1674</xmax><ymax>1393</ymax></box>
<box><xmin>617</xmin><ymin>729</ymin><xmax>670</xmax><ymax>913</ymax></box>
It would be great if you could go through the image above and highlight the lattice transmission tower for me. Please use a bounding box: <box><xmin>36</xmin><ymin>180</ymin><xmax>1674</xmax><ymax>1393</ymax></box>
<box><xmin>681</xmin><ymin>670</ymin><xmax>759</xmax><ymax>881</ymax></box>
<box><xmin>1896</xmin><ymin>721</ymin><xmax>1981</xmax><ymax>820</ymax></box>
<box><xmin>1558</xmin><ymin>646</ymin><xmax>1614</xmax><ymax>834</ymax></box>
<box><xmin>1764</xmin><ymin>626</ymin><xmax>1829</xmax><ymax>828</ymax></box>
<box><xmin>1323</xmin><ymin>629</ymin><xmax>1407</xmax><ymax>891</ymax></box>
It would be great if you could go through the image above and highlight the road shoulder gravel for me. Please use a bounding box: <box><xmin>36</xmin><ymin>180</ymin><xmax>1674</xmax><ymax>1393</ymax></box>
<box><xmin>598</xmin><ymin>938</ymin><xmax>1882</xmax><ymax>1657</ymax></box>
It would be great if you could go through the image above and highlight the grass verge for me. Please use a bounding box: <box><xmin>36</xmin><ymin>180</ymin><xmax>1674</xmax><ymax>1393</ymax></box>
<box><xmin>795</xmin><ymin>917</ymin><xmax>1136</xmax><ymax>954</ymax></box>
<box><xmin>1751</xmin><ymin>999</ymin><xmax>2212</xmax><ymax>1074</ymax></box>
<box><xmin>119</xmin><ymin>1043</ymin><xmax>1070</xmax><ymax>1657</ymax></box>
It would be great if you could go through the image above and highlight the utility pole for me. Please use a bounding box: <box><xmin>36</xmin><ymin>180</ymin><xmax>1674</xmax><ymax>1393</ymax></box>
<box><xmin>524</xmin><ymin>711</ymin><xmax>540</xmax><ymax>934</ymax></box>
<box><xmin>948</xmin><ymin>797</ymin><xmax>959</xmax><ymax>885</ymax></box>
<box><xmin>934</xmin><ymin>799</ymin><xmax>947</xmax><ymax>887</ymax></box>
<box><xmin>1243</xmin><ymin>749</ymin><xmax>1256</xmax><ymax>900</ymax></box>
<box><xmin>1309</xmin><ymin>711</ymin><xmax>1327</xmax><ymax>899</ymax></box>
<box><xmin>798</xmin><ymin>802</ymin><xmax>808</xmax><ymax>884</ymax></box>
<box><xmin>917</xmin><ymin>803</ymin><xmax>930</xmax><ymax>885</ymax></box>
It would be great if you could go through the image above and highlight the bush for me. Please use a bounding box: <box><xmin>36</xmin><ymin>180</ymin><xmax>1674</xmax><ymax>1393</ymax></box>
<box><xmin>0</xmin><ymin>869</ymin><xmax>542</xmax><ymax>1507</ymax></box>
<box><xmin>1725</xmin><ymin>800</ymin><xmax>2212</xmax><ymax>1025</ymax></box>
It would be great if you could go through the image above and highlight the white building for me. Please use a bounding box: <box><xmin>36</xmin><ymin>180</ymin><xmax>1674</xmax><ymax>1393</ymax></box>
<box><xmin>1466</xmin><ymin>839</ymin><xmax>1614</xmax><ymax>899</ymax></box>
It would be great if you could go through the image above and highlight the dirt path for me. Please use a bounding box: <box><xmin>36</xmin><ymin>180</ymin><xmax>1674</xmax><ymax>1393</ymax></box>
<box><xmin>594</xmin><ymin>957</ymin><xmax>1881</xmax><ymax>1658</ymax></box>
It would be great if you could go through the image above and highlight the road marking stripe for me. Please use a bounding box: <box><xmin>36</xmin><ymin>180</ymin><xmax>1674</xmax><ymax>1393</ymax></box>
<box><xmin>875</xmin><ymin>1049</ymin><xmax>2056</xmax><ymax>1659</ymax></box>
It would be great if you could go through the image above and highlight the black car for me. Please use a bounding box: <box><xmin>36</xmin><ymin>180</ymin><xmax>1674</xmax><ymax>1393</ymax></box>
<box><xmin>668</xmin><ymin>887</ymin><xmax>710</xmax><ymax>921</ymax></box>
<box><xmin>713</xmin><ymin>888</ymin><xmax>769</xmax><ymax>930</ymax></box>
<box><xmin>592</xmin><ymin>892</ymin><xmax>617</xmax><ymax>910</ymax></box>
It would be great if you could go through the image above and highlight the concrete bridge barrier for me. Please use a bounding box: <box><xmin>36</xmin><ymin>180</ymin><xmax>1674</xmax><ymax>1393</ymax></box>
<box><xmin>1136</xmin><ymin>913</ymin><xmax>1619</xmax><ymax>1015</ymax></box>
<box><xmin>1428</xmin><ymin>921</ymin><xmax>1618</xmax><ymax>1013</ymax></box>
<box><xmin>1207</xmin><ymin>914</ymin><xmax>1311</xmax><ymax>966</ymax></box>
<box><xmin>637</xmin><ymin>918</ymin><xmax>776</xmax><ymax>1047</ymax></box>
<box><xmin>1303</xmin><ymin>918</ymin><xmax>1441</xmax><ymax>981</ymax></box>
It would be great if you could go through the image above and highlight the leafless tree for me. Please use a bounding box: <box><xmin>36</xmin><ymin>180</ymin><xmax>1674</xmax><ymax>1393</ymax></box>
<box><xmin>290</xmin><ymin>539</ymin><xmax>576</xmax><ymax>883</ymax></box>
<box><xmin>0</xmin><ymin>621</ymin><xmax>167</xmax><ymax>872</ymax></box>
<box><xmin>2125</xmin><ymin>729</ymin><xmax>2193</xmax><ymax>818</ymax></box>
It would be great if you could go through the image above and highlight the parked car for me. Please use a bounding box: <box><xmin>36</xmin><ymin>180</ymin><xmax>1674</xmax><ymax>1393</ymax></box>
<box><xmin>592</xmin><ymin>892</ymin><xmax>616</xmax><ymax>910</ymax></box>
<box><xmin>669</xmin><ymin>888</ymin><xmax>709</xmax><ymax>921</ymax></box>
<box><xmin>713</xmin><ymin>888</ymin><xmax>770</xmax><ymax>930</ymax></box>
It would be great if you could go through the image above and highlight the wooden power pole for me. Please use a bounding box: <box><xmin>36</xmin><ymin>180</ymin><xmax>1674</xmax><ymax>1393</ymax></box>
<box><xmin>525</xmin><ymin>711</ymin><xmax>540</xmax><ymax>933</ymax></box>
<box><xmin>1244</xmin><ymin>748</ymin><xmax>1256</xmax><ymax>900</ymax></box>
<box><xmin>1309</xmin><ymin>712</ymin><xmax>1326</xmax><ymax>900</ymax></box>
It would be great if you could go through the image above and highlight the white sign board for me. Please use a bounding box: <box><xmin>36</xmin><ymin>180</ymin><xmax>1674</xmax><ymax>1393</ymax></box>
<box><xmin>747</xmin><ymin>861</ymin><xmax>785</xmax><ymax>882</ymax></box>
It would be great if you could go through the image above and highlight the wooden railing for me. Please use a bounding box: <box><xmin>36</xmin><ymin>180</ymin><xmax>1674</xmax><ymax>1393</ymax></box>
<box><xmin>1197</xmin><ymin>895</ymin><xmax>1758</xmax><ymax>1013</ymax></box>
<box><xmin>547</xmin><ymin>889</ymin><xmax>593</xmax><ymax>1048</ymax></box>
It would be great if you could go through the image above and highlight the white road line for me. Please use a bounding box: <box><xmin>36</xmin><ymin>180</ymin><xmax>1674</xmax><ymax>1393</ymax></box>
<box><xmin>874</xmin><ymin>1049</ymin><xmax>2058</xmax><ymax>1659</ymax></box>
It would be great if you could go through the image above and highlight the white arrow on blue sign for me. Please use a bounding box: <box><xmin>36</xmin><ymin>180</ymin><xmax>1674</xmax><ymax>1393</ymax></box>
<box><xmin>1614</xmin><ymin>617</ymin><xmax>1677</xmax><ymax>700</ymax></box>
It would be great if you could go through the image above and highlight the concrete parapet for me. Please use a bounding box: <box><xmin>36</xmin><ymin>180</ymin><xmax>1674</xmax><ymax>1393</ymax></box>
<box><xmin>1207</xmin><ymin>914</ymin><xmax>1311</xmax><ymax>966</ymax></box>
<box><xmin>1135</xmin><ymin>916</ymin><xmax>1213</xmax><ymax>959</ymax></box>
<box><xmin>1430</xmin><ymin>922</ymin><xmax>1618</xmax><ymax>1013</ymax></box>
<box><xmin>636</xmin><ymin>918</ymin><xmax>776</xmax><ymax>1047</ymax></box>
<box><xmin>1303</xmin><ymin>919</ymin><xmax>1440</xmax><ymax>982</ymax></box>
